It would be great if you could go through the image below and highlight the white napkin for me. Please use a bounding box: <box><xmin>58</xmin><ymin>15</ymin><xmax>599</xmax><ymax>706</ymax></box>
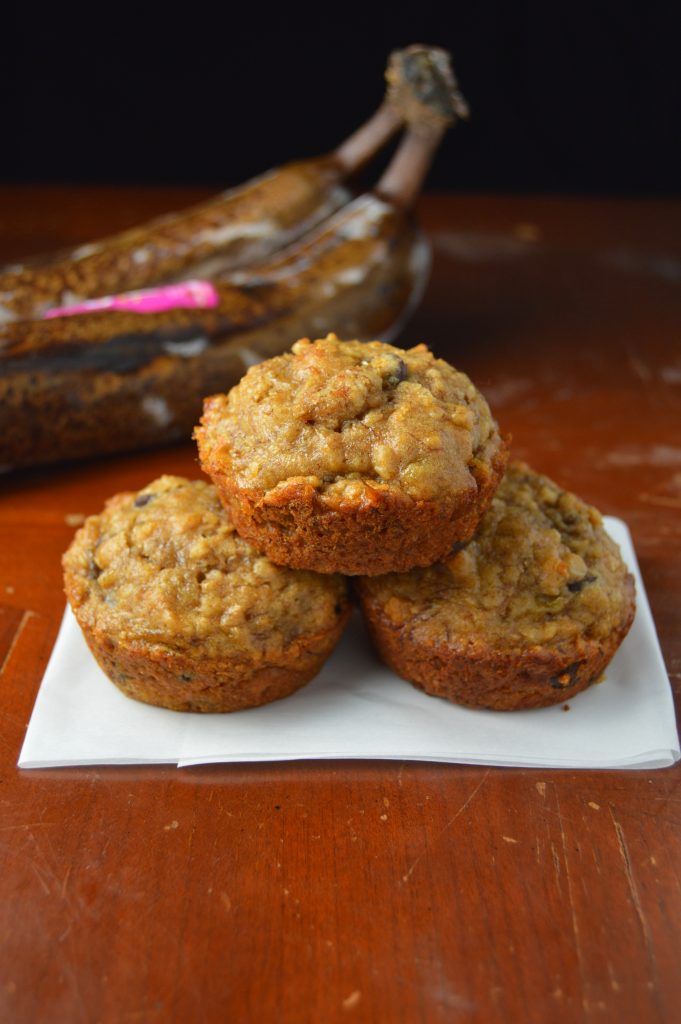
<box><xmin>18</xmin><ymin>518</ymin><xmax>679</xmax><ymax>770</ymax></box>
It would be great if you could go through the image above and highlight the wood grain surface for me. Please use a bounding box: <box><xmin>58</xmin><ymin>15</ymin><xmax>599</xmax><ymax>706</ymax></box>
<box><xmin>1</xmin><ymin>188</ymin><xmax>680</xmax><ymax>1024</ymax></box>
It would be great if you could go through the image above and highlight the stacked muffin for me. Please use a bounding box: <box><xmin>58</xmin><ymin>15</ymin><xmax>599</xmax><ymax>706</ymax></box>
<box><xmin>64</xmin><ymin>334</ymin><xmax>635</xmax><ymax>712</ymax></box>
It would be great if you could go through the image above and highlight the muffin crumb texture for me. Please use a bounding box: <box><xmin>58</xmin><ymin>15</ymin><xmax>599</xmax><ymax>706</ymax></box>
<box><xmin>198</xmin><ymin>334</ymin><xmax>502</xmax><ymax>504</ymax></box>
<box><xmin>357</xmin><ymin>463</ymin><xmax>636</xmax><ymax>709</ymax></box>
<box><xmin>196</xmin><ymin>335</ymin><xmax>507</xmax><ymax>574</ymax></box>
<box><xmin>63</xmin><ymin>475</ymin><xmax>349</xmax><ymax>711</ymax></box>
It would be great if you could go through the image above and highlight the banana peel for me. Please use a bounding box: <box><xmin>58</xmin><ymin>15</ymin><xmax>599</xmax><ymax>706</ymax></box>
<box><xmin>0</xmin><ymin>45</ymin><xmax>467</xmax><ymax>469</ymax></box>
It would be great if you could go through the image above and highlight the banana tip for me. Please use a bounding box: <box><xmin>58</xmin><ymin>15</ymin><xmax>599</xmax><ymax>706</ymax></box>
<box><xmin>386</xmin><ymin>44</ymin><xmax>470</xmax><ymax>128</ymax></box>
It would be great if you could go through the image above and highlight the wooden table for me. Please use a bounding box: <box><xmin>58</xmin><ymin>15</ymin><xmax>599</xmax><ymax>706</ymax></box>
<box><xmin>1</xmin><ymin>189</ymin><xmax>680</xmax><ymax>1024</ymax></box>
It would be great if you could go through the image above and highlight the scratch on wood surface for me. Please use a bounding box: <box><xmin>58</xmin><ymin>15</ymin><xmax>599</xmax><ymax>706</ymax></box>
<box><xmin>121</xmin><ymin>1009</ymin><xmax>165</xmax><ymax>1021</ymax></box>
<box><xmin>59</xmin><ymin>960</ymin><xmax>89</xmax><ymax>1024</ymax></box>
<box><xmin>607</xmin><ymin>961</ymin><xmax>621</xmax><ymax>993</ymax></box>
<box><xmin>0</xmin><ymin>822</ymin><xmax>55</xmax><ymax>831</ymax></box>
<box><xmin>531</xmin><ymin>802</ymin><xmax>574</xmax><ymax>834</ymax></box>
<box><xmin>342</xmin><ymin>990</ymin><xmax>361</xmax><ymax>1011</ymax></box>
<box><xmin>61</xmin><ymin>863</ymin><xmax>72</xmax><ymax>899</ymax></box>
<box><xmin>548</xmin><ymin>843</ymin><xmax>561</xmax><ymax>884</ymax></box>
<box><xmin>0</xmin><ymin>609</ymin><xmax>36</xmax><ymax>677</ymax></box>
<box><xmin>535</xmin><ymin>782</ymin><xmax>546</xmax><ymax>798</ymax></box>
<box><xmin>26</xmin><ymin>830</ymin><xmax>71</xmax><ymax>900</ymax></box>
<box><xmin>583</xmin><ymin>999</ymin><xmax>608</xmax><ymax>1012</ymax></box>
<box><xmin>609</xmin><ymin>807</ymin><xmax>659</xmax><ymax>985</ymax></box>
<box><xmin>29</xmin><ymin>860</ymin><xmax>51</xmax><ymax>896</ymax></box>
<box><xmin>556</xmin><ymin>792</ymin><xmax>588</xmax><ymax>1004</ymax></box>
<box><xmin>401</xmin><ymin>769</ymin><xmax>490</xmax><ymax>883</ymax></box>
<box><xmin>638</xmin><ymin>492</ymin><xmax>681</xmax><ymax>509</ymax></box>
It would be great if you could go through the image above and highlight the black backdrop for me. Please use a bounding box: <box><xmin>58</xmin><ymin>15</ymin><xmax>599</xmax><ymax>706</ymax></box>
<box><xmin>3</xmin><ymin>2</ymin><xmax>679</xmax><ymax>195</ymax></box>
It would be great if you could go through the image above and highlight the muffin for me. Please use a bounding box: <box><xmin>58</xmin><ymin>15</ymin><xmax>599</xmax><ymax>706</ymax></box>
<box><xmin>356</xmin><ymin>463</ymin><xmax>636</xmax><ymax>710</ymax></box>
<box><xmin>63</xmin><ymin>475</ymin><xmax>350</xmax><ymax>712</ymax></box>
<box><xmin>195</xmin><ymin>334</ymin><xmax>508</xmax><ymax>575</ymax></box>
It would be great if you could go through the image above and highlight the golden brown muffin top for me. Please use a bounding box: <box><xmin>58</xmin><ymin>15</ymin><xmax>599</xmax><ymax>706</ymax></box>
<box><xmin>359</xmin><ymin>463</ymin><xmax>634</xmax><ymax>650</ymax></box>
<box><xmin>196</xmin><ymin>334</ymin><xmax>503</xmax><ymax>504</ymax></box>
<box><xmin>63</xmin><ymin>476</ymin><xmax>347</xmax><ymax>660</ymax></box>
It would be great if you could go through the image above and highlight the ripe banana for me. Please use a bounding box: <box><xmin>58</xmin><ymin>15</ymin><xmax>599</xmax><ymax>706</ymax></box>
<box><xmin>0</xmin><ymin>46</ymin><xmax>452</xmax><ymax>325</ymax></box>
<box><xmin>0</xmin><ymin>46</ymin><xmax>466</xmax><ymax>470</ymax></box>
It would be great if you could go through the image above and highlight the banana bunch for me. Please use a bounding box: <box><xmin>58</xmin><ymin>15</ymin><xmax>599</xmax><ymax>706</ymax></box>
<box><xmin>0</xmin><ymin>46</ymin><xmax>468</xmax><ymax>470</ymax></box>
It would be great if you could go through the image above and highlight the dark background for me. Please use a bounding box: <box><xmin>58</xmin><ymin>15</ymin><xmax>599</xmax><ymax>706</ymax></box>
<box><xmin>3</xmin><ymin>3</ymin><xmax>679</xmax><ymax>195</ymax></box>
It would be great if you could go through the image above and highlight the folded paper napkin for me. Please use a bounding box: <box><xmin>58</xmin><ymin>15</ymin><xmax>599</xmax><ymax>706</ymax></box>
<box><xmin>18</xmin><ymin>518</ymin><xmax>679</xmax><ymax>770</ymax></box>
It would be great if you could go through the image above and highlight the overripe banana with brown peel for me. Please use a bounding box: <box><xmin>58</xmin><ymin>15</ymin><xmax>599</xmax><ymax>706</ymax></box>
<box><xmin>0</xmin><ymin>46</ymin><xmax>457</xmax><ymax>324</ymax></box>
<box><xmin>0</xmin><ymin>45</ymin><xmax>467</xmax><ymax>470</ymax></box>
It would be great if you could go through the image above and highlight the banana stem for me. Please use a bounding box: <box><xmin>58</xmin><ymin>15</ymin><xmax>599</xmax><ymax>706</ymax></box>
<box><xmin>333</xmin><ymin>43</ymin><xmax>467</xmax><ymax>176</ymax></box>
<box><xmin>374</xmin><ymin>124</ymin><xmax>445</xmax><ymax>210</ymax></box>
<box><xmin>333</xmin><ymin>101</ymin><xmax>404</xmax><ymax>174</ymax></box>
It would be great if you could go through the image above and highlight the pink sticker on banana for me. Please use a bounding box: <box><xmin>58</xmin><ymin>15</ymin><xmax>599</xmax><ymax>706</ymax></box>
<box><xmin>44</xmin><ymin>280</ymin><xmax>219</xmax><ymax>319</ymax></box>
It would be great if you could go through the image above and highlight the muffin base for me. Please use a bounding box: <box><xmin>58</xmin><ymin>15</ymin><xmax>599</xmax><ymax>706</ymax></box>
<box><xmin>358</xmin><ymin>575</ymin><xmax>636</xmax><ymax>710</ymax></box>
<box><xmin>79</xmin><ymin>610</ymin><xmax>350</xmax><ymax>713</ymax></box>
<box><xmin>205</xmin><ymin>443</ymin><xmax>509</xmax><ymax>576</ymax></box>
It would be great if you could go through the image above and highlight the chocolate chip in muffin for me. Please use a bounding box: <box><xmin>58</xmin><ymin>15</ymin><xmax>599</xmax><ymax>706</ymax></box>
<box><xmin>567</xmin><ymin>575</ymin><xmax>597</xmax><ymax>593</ymax></box>
<box><xmin>549</xmin><ymin>663</ymin><xmax>583</xmax><ymax>690</ymax></box>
